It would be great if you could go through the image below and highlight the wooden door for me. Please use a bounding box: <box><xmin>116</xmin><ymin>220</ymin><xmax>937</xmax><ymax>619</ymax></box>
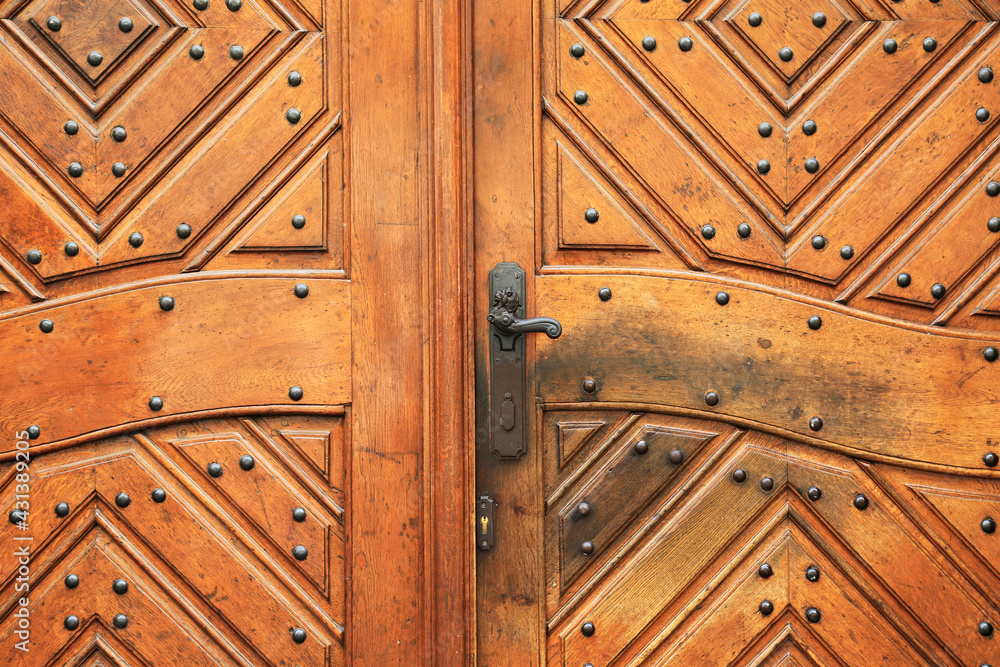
<box><xmin>475</xmin><ymin>0</ymin><xmax>1000</xmax><ymax>665</ymax></box>
<box><xmin>0</xmin><ymin>0</ymin><xmax>472</xmax><ymax>663</ymax></box>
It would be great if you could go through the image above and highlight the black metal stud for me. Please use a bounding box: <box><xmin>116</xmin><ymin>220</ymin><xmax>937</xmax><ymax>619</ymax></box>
<box><xmin>574</xmin><ymin>91</ymin><xmax>588</xmax><ymax>105</ymax></box>
<box><xmin>748</xmin><ymin>12</ymin><xmax>762</xmax><ymax>27</ymax></box>
<box><xmin>678</xmin><ymin>37</ymin><xmax>693</xmax><ymax>52</ymax></box>
<box><xmin>115</xmin><ymin>493</ymin><xmax>131</xmax><ymax>508</ymax></box>
<box><xmin>227</xmin><ymin>0</ymin><xmax>241</xmax><ymax>10</ymax></box>
<box><xmin>984</xmin><ymin>347</ymin><xmax>998</xmax><ymax>362</ymax></box>
<box><xmin>985</xmin><ymin>452</ymin><xmax>999</xmax><ymax>467</ymax></box>
<box><xmin>149</xmin><ymin>396</ymin><xmax>163</xmax><ymax>411</ymax></box>
<box><xmin>229</xmin><ymin>45</ymin><xmax>244</xmax><ymax>60</ymax></box>
<box><xmin>113</xmin><ymin>614</ymin><xmax>128</xmax><ymax>629</ymax></box>
<box><xmin>113</xmin><ymin>579</ymin><xmax>129</xmax><ymax>595</ymax></box>
<box><xmin>288</xmin><ymin>71</ymin><xmax>302</xmax><ymax>86</ymax></box>
<box><xmin>803</xmin><ymin>120</ymin><xmax>817</xmax><ymax>135</ymax></box>
<box><xmin>897</xmin><ymin>273</ymin><xmax>911</xmax><ymax>288</ymax></box>
<box><xmin>65</xmin><ymin>120</ymin><xmax>78</xmax><ymax>135</ymax></box>
<box><xmin>598</xmin><ymin>287</ymin><xmax>612</xmax><ymax>301</ymax></box>
<box><xmin>112</xmin><ymin>162</ymin><xmax>126</xmax><ymax>177</ymax></box>
<box><xmin>980</xmin><ymin>68</ymin><xmax>994</xmax><ymax>83</ymax></box>
<box><xmin>577</xmin><ymin>501</ymin><xmax>591</xmax><ymax>517</ymax></box>
<box><xmin>585</xmin><ymin>208</ymin><xmax>599</xmax><ymax>223</ymax></box>
<box><xmin>759</xmin><ymin>563</ymin><xmax>773</xmax><ymax>578</ymax></box>
<box><xmin>982</xmin><ymin>517</ymin><xmax>996</xmax><ymax>534</ymax></box>
<box><xmin>805</xmin><ymin>158</ymin><xmax>819</xmax><ymax>174</ymax></box>
<box><xmin>989</xmin><ymin>181</ymin><xmax>1000</xmax><ymax>197</ymax></box>
<box><xmin>159</xmin><ymin>296</ymin><xmax>175</xmax><ymax>311</ymax></box>
<box><xmin>642</xmin><ymin>36</ymin><xmax>656</xmax><ymax>52</ymax></box>
<box><xmin>190</xmin><ymin>44</ymin><xmax>205</xmax><ymax>60</ymax></box>
<box><xmin>47</xmin><ymin>16</ymin><xmax>61</xmax><ymax>31</ymax></box>
<box><xmin>978</xmin><ymin>108</ymin><xmax>991</xmax><ymax>122</ymax></box>
<box><xmin>291</xmin><ymin>214</ymin><xmax>306</xmax><ymax>229</ymax></box>
<box><xmin>760</xmin><ymin>477</ymin><xmax>774</xmax><ymax>491</ymax></box>
<box><xmin>128</xmin><ymin>232</ymin><xmax>143</xmax><ymax>248</ymax></box>
<box><xmin>809</xmin><ymin>416</ymin><xmax>823</xmax><ymax>432</ymax></box>
<box><xmin>27</xmin><ymin>425</ymin><xmax>40</xmax><ymax>439</ymax></box>
<box><xmin>702</xmin><ymin>224</ymin><xmax>716</xmax><ymax>239</ymax></box>
<box><xmin>239</xmin><ymin>454</ymin><xmax>255</xmax><ymax>471</ymax></box>
<box><xmin>811</xmin><ymin>235</ymin><xmax>826</xmax><ymax>250</ymax></box>
<box><xmin>758</xmin><ymin>122</ymin><xmax>773</xmax><ymax>138</ymax></box>
<box><xmin>854</xmin><ymin>494</ymin><xmax>869</xmax><ymax>510</ymax></box>
<box><xmin>989</xmin><ymin>217</ymin><xmax>1000</xmax><ymax>232</ymax></box>
<box><xmin>151</xmin><ymin>488</ymin><xmax>167</xmax><ymax>502</ymax></box>
<box><xmin>669</xmin><ymin>449</ymin><xmax>684</xmax><ymax>465</ymax></box>
<box><xmin>119</xmin><ymin>17</ymin><xmax>133</xmax><ymax>32</ymax></box>
<box><xmin>883</xmin><ymin>39</ymin><xmax>898</xmax><ymax>54</ymax></box>
<box><xmin>194</xmin><ymin>0</ymin><xmax>208</xmax><ymax>9</ymax></box>
<box><xmin>293</xmin><ymin>507</ymin><xmax>307</xmax><ymax>522</ymax></box>
<box><xmin>979</xmin><ymin>621</ymin><xmax>994</xmax><ymax>636</ymax></box>
<box><xmin>757</xmin><ymin>159</ymin><xmax>770</xmax><ymax>174</ymax></box>
<box><xmin>177</xmin><ymin>223</ymin><xmax>192</xmax><ymax>238</ymax></box>
<box><xmin>581</xmin><ymin>541</ymin><xmax>594</xmax><ymax>555</ymax></box>
<box><xmin>806</xmin><ymin>565</ymin><xmax>820</xmax><ymax>581</ymax></box>
<box><xmin>39</xmin><ymin>319</ymin><xmax>54</xmax><ymax>333</ymax></box>
<box><xmin>779</xmin><ymin>47</ymin><xmax>793</xmax><ymax>62</ymax></box>
<box><xmin>294</xmin><ymin>283</ymin><xmax>309</xmax><ymax>298</ymax></box>
<box><xmin>581</xmin><ymin>622</ymin><xmax>595</xmax><ymax>637</ymax></box>
<box><xmin>111</xmin><ymin>126</ymin><xmax>127</xmax><ymax>142</ymax></box>
<box><xmin>570</xmin><ymin>44</ymin><xmax>585</xmax><ymax>58</ymax></box>
<box><xmin>931</xmin><ymin>283</ymin><xmax>946</xmax><ymax>299</ymax></box>
<box><xmin>65</xmin><ymin>574</ymin><xmax>79</xmax><ymax>588</ymax></box>
<box><xmin>287</xmin><ymin>108</ymin><xmax>302</xmax><ymax>124</ymax></box>
<box><xmin>583</xmin><ymin>378</ymin><xmax>597</xmax><ymax>393</ymax></box>
<box><xmin>737</xmin><ymin>223</ymin><xmax>751</xmax><ymax>238</ymax></box>
<box><xmin>9</xmin><ymin>510</ymin><xmax>24</xmax><ymax>525</ymax></box>
<box><xmin>27</xmin><ymin>249</ymin><xmax>42</xmax><ymax>264</ymax></box>
<box><xmin>289</xmin><ymin>386</ymin><xmax>304</xmax><ymax>401</ymax></box>
<box><xmin>841</xmin><ymin>246</ymin><xmax>854</xmax><ymax>260</ymax></box>
<box><xmin>292</xmin><ymin>545</ymin><xmax>308</xmax><ymax>560</ymax></box>
<box><xmin>87</xmin><ymin>51</ymin><xmax>103</xmax><ymax>67</ymax></box>
<box><xmin>716</xmin><ymin>291</ymin><xmax>730</xmax><ymax>305</ymax></box>
<box><xmin>68</xmin><ymin>162</ymin><xmax>83</xmax><ymax>178</ymax></box>
<box><xmin>207</xmin><ymin>462</ymin><xmax>223</xmax><ymax>478</ymax></box>
<box><xmin>923</xmin><ymin>38</ymin><xmax>937</xmax><ymax>52</ymax></box>
<box><xmin>705</xmin><ymin>391</ymin><xmax>720</xmax><ymax>406</ymax></box>
<box><xmin>808</xmin><ymin>315</ymin><xmax>822</xmax><ymax>330</ymax></box>
<box><xmin>292</xmin><ymin>628</ymin><xmax>307</xmax><ymax>644</ymax></box>
<box><xmin>65</xmin><ymin>615</ymin><xmax>79</xmax><ymax>630</ymax></box>
<box><xmin>634</xmin><ymin>439</ymin><xmax>648</xmax><ymax>455</ymax></box>
<box><xmin>733</xmin><ymin>469</ymin><xmax>747</xmax><ymax>483</ymax></box>
<box><xmin>806</xmin><ymin>608</ymin><xmax>821</xmax><ymax>623</ymax></box>
<box><xmin>55</xmin><ymin>502</ymin><xmax>70</xmax><ymax>517</ymax></box>
<box><xmin>812</xmin><ymin>12</ymin><xmax>826</xmax><ymax>28</ymax></box>
<box><xmin>808</xmin><ymin>486</ymin><xmax>822</xmax><ymax>501</ymax></box>
<box><xmin>759</xmin><ymin>600</ymin><xmax>774</xmax><ymax>616</ymax></box>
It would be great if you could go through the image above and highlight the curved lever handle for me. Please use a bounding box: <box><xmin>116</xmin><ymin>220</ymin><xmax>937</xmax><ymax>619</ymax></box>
<box><xmin>487</xmin><ymin>287</ymin><xmax>562</xmax><ymax>341</ymax></box>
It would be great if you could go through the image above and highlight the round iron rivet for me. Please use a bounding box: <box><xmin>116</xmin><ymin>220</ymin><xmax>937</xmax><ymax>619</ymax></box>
<box><xmin>291</xmin><ymin>214</ymin><xmax>306</xmax><ymax>229</ymax></box>
<box><xmin>812</xmin><ymin>12</ymin><xmax>826</xmax><ymax>28</ymax></box>
<box><xmin>758</xmin><ymin>122</ymin><xmax>772</xmax><ymax>138</ymax></box>
<box><xmin>733</xmin><ymin>468</ymin><xmax>747</xmax><ymax>483</ymax></box>
<box><xmin>190</xmin><ymin>44</ymin><xmax>205</xmax><ymax>60</ymax></box>
<box><xmin>598</xmin><ymin>287</ymin><xmax>612</xmax><ymax>301</ymax></box>
<box><xmin>39</xmin><ymin>319</ymin><xmax>54</xmax><ymax>333</ymax></box>
<box><xmin>989</xmin><ymin>217</ymin><xmax>1000</xmax><ymax>232</ymax></box>
<box><xmin>716</xmin><ymin>291</ymin><xmax>730</xmax><ymax>306</ymax></box>
<box><xmin>583</xmin><ymin>378</ymin><xmax>597</xmax><ymax>393</ymax></box>
<box><xmin>113</xmin><ymin>614</ymin><xmax>128</xmax><ymax>629</ymax></box>
<box><xmin>65</xmin><ymin>120</ymin><xmax>78</xmax><ymax>135</ymax></box>
<box><xmin>984</xmin><ymin>347</ymin><xmax>998</xmax><ymax>362</ymax></box>
<box><xmin>47</xmin><ymin>16</ymin><xmax>61</xmax><ymax>31</ymax></box>
<box><xmin>802</xmin><ymin>566</ymin><xmax>820</xmax><ymax>584</ymax></box>
<box><xmin>803</xmin><ymin>120</ymin><xmax>817</xmax><ymax>135</ymax></box>
<box><xmin>809</xmin><ymin>416</ymin><xmax>823</xmax><ymax>431</ymax></box>
<box><xmin>65</xmin><ymin>574</ymin><xmax>79</xmax><ymax>588</ymax></box>
<box><xmin>808</xmin><ymin>315</ymin><xmax>822</xmax><ymax>330</ymax></box>
<box><xmin>292</xmin><ymin>628</ymin><xmax>307</xmax><ymax>644</ymax></box>
<box><xmin>808</xmin><ymin>486</ymin><xmax>822</xmax><ymax>501</ymax></box>
<box><xmin>176</xmin><ymin>223</ymin><xmax>192</xmax><ymax>239</ymax></box>
<box><xmin>581</xmin><ymin>541</ymin><xmax>594</xmax><ymax>555</ymax></box>
<box><xmin>642</xmin><ymin>36</ymin><xmax>656</xmax><ymax>52</ymax></box>
<box><xmin>923</xmin><ymin>38</ymin><xmax>937</xmax><ymax>52</ymax></box>
<box><xmin>705</xmin><ymin>391</ymin><xmax>720</xmax><ymax>406</ymax></box>
<box><xmin>119</xmin><ymin>17</ymin><xmax>133</xmax><ymax>32</ymax></box>
<box><xmin>585</xmin><ymin>208</ymin><xmax>600</xmax><ymax>223</ymax></box>
<box><xmin>570</xmin><ymin>43</ymin><xmax>585</xmax><ymax>58</ymax></box>
<box><xmin>194</xmin><ymin>0</ymin><xmax>208</xmax><ymax>9</ymax></box>
<box><xmin>68</xmin><ymin>162</ymin><xmax>83</xmax><ymax>178</ymax></box>
<box><xmin>979</xmin><ymin>621</ymin><xmax>994</xmax><ymax>636</ymax></box>
<box><xmin>288</xmin><ymin>71</ymin><xmax>302</xmax><ymax>86</ymax></box>
<box><xmin>811</xmin><ymin>235</ymin><xmax>826</xmax><ymax>250</ymax></box>
<box><xmin>112</xmin><ymin>162</ymin><xmax>126</xmax><ymax>177</ymax></box>
<box><xmin>239</xmin><ymin>454</ymin><xmax>255</xmax><ymax>471</ymax></box>
<box><xmin>806</xmin><ymin>608</ymin><xmax>821</xmax><ymax>623</ymax></box>
<box><xmin>634</xmin><ymin>439</ymin><xmax>648</xmax><ymax>455</ymax></box>
<box><xmin>581</xmin><ymin>622</ymin><xmax>595</xmax><ymax>637</ymax></box>
<box><xmin>896</xmin><ymin>273</ymin><xmax>911</xmax><ymax>288</ymax></box>
<box><xmin>669</xmin><ymin>449</ymin><xmax>684</xmax><ymax>465</ymax></box>
<box><xmin>27</xmin><ymin>249</ymin><xmax>42</xmax><ymax>264</ymax></box>
<box><xmin>982</xmin><ymin>517</ymin><xmax>996</xmax><ymax>533</ymax></box>
<box><xmin>985</xmin><ymin>452</ymin><xmax>999</xmax><ymax>467</ymax></box>
<box><xmin>207</xmin><ymin>462</ymin><xmax>223</xmax><ymax>477</ymax></box>
<box><xmin>576</xmin><ymin>502</ymin><xmax>592</xmax><ymax>517</ymax></box>
<box><xmin>128</xmin><ymin>232</ymin><xmax>143</xmax><ymax>248</ymax></box>
<box><xmin>287</xmin><ymin>108</ymin><xmax>302</xmax><ymax>124</ymax></box>
<box><xmin>292</xmin><ymin>545</ymin><xmax>308</xmax><ymax>560</ymax></box>
<box><xmin>65</xmin><ymin>615</ymin><xmax>79</xmax><ymax>630</ymax></box>
<box><xmin>573</xmin><ymin>90</ymin><xmax>589</xmax><ymax>105</ymax></box>
<box><xmin>8</xmin><ymin>510</ymin><xmax>24</xmax><ymax>525</ymax></box>
<box><xmin>737</xmin><ymin>223</ymin><xmax>751</xmax><ymax>238</ymax></box>
<box><xmin>113</xmin><ymin>579</ymin><xmax>129</xmax><ymax>595</ymax></box>
<box><xmin>760</xmin><ymin>477</ymin><xmax>774</xmax><ymax>491</ymax></box>
<box><xmin>678</xmin><ymin>37</ymin><xmax>693</xmax><ymax>52</ymax></box>
<box><xmin>149</xmin><ymin>396</ymin><xmax>163</xmax><ymax>411</ymax></box>
<box><xmin>854</xmin><ymin>494</ymin><xmax>869</xmax><ymax>510</ymax></box>
<box><xmin>289</xmin><ymin>386</ymin><xmax>304</xmax><ymax>401</ymax></box>
<box><xmin>759</xmin><ymin>600</ymin><xmax>774</xmax><ymax>616</ymax></box>
<box><xmin>988</xmin><ymin>181</ymin><xmax>1000</xmax><ymax>197</ymax></box>
<box><xmin>757</xmin><ymin>159</ymin><xmax>770</xmax><ymax>174</ymax></box>
<box><xmin>980</xmin><ymin>68</ymin><xmax>994</xmax><ymax>83</ymax></box>
<box><xmin>841</xmin><ymin>245</ymin><xmax>854</xmax><ymax>260</ymax></box>
<box><xmin>779</xmin><ymin>47</ymin><xmax>793</xmax><ymax>62</ymax></box>
<box><xmin>701</xmin><ymin>224</ymin><xmax>716</xmax><ymax>240</ymax></box>
<box><xmin>115</xmin><ymin>493</ymin><xmax>130</xmax><ymax>508</ymax></box>
<box><xmin>229</xmin><ymin>45</ymin><xmax>244</xmax><ymax>60</ymax></box>
<box><xmin>292</xmin><ymin>507</ymin><xmax>307</xmax><ymax>522</ymax></box>
<box><xmin>159</xmin><ymin>296</ymin><xmax>174</xmax><ymax>311</ymax></box>
<box><xmin>294</xmin><ymin>283</ymin><xmax>309</xmax><ymax>298</ymax></box>
<box><xmin>151</xmin><ymin>488</ymin><xmax>166</xmax><ymax>502</ymax></box>
<box><xmin>883</xmin><ymin>39</ymin><xmax>898</xmax><ymax>54</ymax></box>
<box><xmin>227</xmin><ymin>0</ymin><xmax>241</xmax><ymax>10</ymax></box>
<box><xmin>27</xmin><ymin>425</ymin><xmax>40</xmax><ymax>439</ymax></box>
<box><xmin>805</xmin><ymin>158</ymin><xmax>819</xmax><ymax>174</ymax></box>
<box><xmin>931</xmin><ymin>283</ymin><xmax>946</xmax><ymax>299</ymax></box>
<box><xmin>759</xmin><ymin>563</ymin><xmax>773</xmax><ymax>578</ymax></box>
<box><xmin>978</xmin><ymin>108</ymin><xmax>991</xmax><ymax>122</ymax></box>
<box><xmin>55</xmin><ymin>502</ymin><xmax>70</xmax><ymax>517</ymax></box>
<box><xmin>87</xmin><ymin>51</ymin><xmax>103</xmax><ymax>67</ymax></box>
<box><xmin>748</xmin><ymin>12</ymin><xmax>762</xmax><ymax>27</ymax></box>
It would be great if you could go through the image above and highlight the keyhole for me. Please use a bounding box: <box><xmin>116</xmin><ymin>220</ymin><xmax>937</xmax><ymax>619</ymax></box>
<box><xmin>480</xmin><ymin>515</ymin><xmax>489</xmax><ymax>534</ymax></box>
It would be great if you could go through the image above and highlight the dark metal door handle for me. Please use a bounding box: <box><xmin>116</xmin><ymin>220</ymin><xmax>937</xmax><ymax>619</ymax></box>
<box><xmin>487</xmin><ymin>287</ymin><xmax>562</xmax><ymax>348</ymax></box>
